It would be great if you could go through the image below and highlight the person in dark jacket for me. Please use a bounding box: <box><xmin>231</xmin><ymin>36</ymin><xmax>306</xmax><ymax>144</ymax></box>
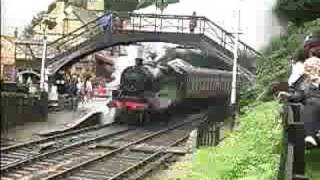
<box><xmin>286</xmin><ymin>58</ymin><xmax>320</xmax><ymax>148</ymax></box>
<box><xmin>280</xmin><ymin>31</ymin><xmax>320</xmax><ymax>147</ymax></box>
<box><xmin>68</xmin><ymin>77</ymin><xmax>79</xmax><ymax>111</ymax></box>
<box><xmin>287</xmin><ymin>75</ymin><xmax>320</xmax><ymax>143</ymax></box>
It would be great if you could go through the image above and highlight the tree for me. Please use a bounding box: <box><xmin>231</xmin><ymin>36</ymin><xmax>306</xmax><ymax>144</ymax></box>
<box><xmin>67</xmin><ymin>0</ymin><xmax>87</xmax><ymax>8</ymax></box>
<box><xmin>22</xmin><ymin>11</ymin><xmax>47</xmax><ymax>38</ymax></box>
<box><xmin>30</xmin><ymin>11</ymin><xmax>47</xmax><ymax>27</ymax></box>
<box><xmin>137</xmin><ymin>0</ymin><xmax>179</xmax><ymax>13</ymax></box>
<box><xmin>274</xmin><ymin>0</ymin><xmax>320</xmax><ymax>25</ymax></box>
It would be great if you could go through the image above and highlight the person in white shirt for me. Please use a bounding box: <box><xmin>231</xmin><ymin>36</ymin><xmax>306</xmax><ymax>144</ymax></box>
<box><xmin>85</xmin><ymin>78</ymin><xmax>93</xmax><ymax>103</ymax></box>
<box><xmin>288</xmin><ymin>47</ymin><xmax>305</xmax><ymax>86</ymax></box>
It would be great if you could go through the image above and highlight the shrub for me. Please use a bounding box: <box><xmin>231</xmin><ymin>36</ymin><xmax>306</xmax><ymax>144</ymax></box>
<box><xmin>186</xmin><ymin>101</ymin><xmax>282</xmax><ymax>180</ymax></box>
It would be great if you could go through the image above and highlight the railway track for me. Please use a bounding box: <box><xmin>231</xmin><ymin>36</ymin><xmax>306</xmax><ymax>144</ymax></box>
<box><xmin>0</xmin><ymin>123</ymin><xmax>126</xmax><ymax>169</ymax></box>
<box><xmin>42</xmin><ymin>113</ymin><xmax>206</xmax><ymax>180</ymax></box>
<box><xmin>0</xmin><ymin>113</ymin><xmax>206</xmax><ymax>180</ymax></box>
<box><xmin>0</xmin><ymin>126</ymin><xmax>152</xmax><ymax>180</ymax></box>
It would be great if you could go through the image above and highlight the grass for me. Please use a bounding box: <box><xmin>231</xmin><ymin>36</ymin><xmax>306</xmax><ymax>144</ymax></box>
<box><xmin>184</xmin><ymin>101</ymin><xmax>282</xmax><ymax>180</ymax></box>
<box><xmin>306</xmin><ymin>149</ymin><xmax>320</xmax><ymax>179</ymax></box>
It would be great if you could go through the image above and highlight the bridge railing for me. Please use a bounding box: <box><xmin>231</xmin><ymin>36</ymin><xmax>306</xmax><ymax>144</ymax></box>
<box><xmin>42</xmin><ymin>12</ymin><xmax>261</xmax><ymax>74</ymax></box>
<box><xmin>47</xmin><ymin>15</ymin><xmax>105</xmax><ymax>56</ymax></box>
<box><xmin>15</xmin><ymin>40</ymin><xmax>59</xmax><ymax>61</ymax></box>
<box><xmin>127</xmin><ymin>13</ymin><xmax>261</xmax><ymax>58</ymax></box>
<box><xmin>278</xmin><ymin>102</ymin><xmax>308</xmax><ymax>180</ymax></box>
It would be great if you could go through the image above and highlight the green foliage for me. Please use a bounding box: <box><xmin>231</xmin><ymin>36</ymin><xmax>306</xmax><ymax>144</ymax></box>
<box><xmin>186</xmin><ymin>101</ymin><xmax>282</xmax><ymax>180</ymax></box>
<box><xmin>67</xmin><ymin>0</ymin><xmax>88</xmax><ymax>8</ymax></box>
<box><xmin>253</xmin><ymin>18</ymin><xmax>320</xmax><ymax>101</ymax></box>
<box><xmin>22</xmin><ymin>24</ymin><xmax>35</xmax><ymax>39</ymax></box>
<box><xmin>239</xmin><ymin>82</ymin><xmax>258</xmax><ymax>111</ymax></box>
<box><xmin>274</xmin><ymin>0</ymin><xmax>320</xmax><ymax>24</ymax></box>
<box><xmin>305</xmin><ymin>149</ymin><xmax>320</xmax><ymax>179</ymax></box>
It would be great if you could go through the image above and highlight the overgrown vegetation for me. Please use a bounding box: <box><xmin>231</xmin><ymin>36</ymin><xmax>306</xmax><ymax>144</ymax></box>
<box><xmin>186</xmin><ymin>101</ymin><xmax>282</xmax><ymax>180</ymax></box>
<box><xmin>186</xmin><ymin>0</ymin><xmax>320</xmax><ymax>179</ymax></box>
<box><xmin>274</xmin><ymin>0</ymin><xmax>320</xmax><ymax>25</ymax></box>
<box><xmin>239</xmin><ymin>18</ymin><xmax>320</xmax><ymax>105</ymax></box>
<box><xmin>305</xmin><ymin>149</ymin><xmax>320</xmax><ymax>179</ymax></box>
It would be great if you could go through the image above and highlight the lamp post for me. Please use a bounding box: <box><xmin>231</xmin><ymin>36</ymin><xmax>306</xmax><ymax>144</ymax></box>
<box><xmin>40</xmin><ymin>15</ymin><xmax>56</xmax><ymax>92</ymax></box>
<box><xmin>40</xmin><ymin>21</ymin><xmax>47</xmax><ymax>92</ymax></box>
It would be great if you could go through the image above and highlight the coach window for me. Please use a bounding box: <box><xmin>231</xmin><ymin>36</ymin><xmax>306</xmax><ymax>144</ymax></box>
<box><xmin>192</xmin><ymin>79</ymin><xmax>195</xmax><ymax>90</ymax></box>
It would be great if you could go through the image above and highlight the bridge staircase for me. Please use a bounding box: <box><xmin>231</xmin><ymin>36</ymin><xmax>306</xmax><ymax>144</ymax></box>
<box><xmin>42</xmin><ymin>13</ymin><xmax>261</xmax><ymax>81</ymax></box>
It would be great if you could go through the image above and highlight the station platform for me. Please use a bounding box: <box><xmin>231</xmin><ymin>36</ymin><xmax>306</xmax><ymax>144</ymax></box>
<box><xmin>2</xmin><ymin>98</ymin><xmax>113</xmax><ymax>144</ymax></box>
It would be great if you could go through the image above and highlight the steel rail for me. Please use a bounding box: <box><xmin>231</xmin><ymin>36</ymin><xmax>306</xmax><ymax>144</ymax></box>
<box><xmin>0</xmin><ymin>127</ymin><xmax>130</xmax><ymax>172</ymax></box>
<box><xmin>108</xmin><ymin>134</ymin><xmax>190</xmax><ymax>180</ymax></box>
<box><xmin>1</xmin><ymin>123</ymin><xmax>115</xmax><ymax>152</ymax></box>
<box><xmin>43</xmin><ymin>114</ymin><xmax>206</xmax><ymax>180</ymax></box>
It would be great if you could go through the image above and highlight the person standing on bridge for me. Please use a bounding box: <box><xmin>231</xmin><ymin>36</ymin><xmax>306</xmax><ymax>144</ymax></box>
<box><xmin>189</xmin><ymin>11</ymin><xmax>197</xmax><ymax>33</ymax></box>
<box><xmin>99</xmin><ymin>11</ymin><xmax>113</xmax><ymax>31</ymax></box>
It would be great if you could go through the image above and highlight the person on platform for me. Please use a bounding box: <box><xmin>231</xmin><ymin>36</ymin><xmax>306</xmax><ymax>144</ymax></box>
<box><xmin>85</xmin><ymin>77</ymin><xmax>93</xmax><ymax>103</ymax></box>
<box><xmin>68</xmin><ymin>76</ymin><xmax>79</xmax><ymax>111</ymax></box>
<box><xmin>77</xmin><ymin>78</ymin><xmax>85</xmax><ymax>106</ymax></box>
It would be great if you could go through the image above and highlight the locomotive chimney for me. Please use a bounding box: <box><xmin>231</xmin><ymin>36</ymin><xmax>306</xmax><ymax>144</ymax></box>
<box><xmin>135</xmin><ymin>45</ymin><xmax>144</xmax><ymax>66</ymax></box>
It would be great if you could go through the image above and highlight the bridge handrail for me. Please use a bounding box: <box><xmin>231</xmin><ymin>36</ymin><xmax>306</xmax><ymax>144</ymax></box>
<box><xmin>48</xmin><ymin>13</ymin><xmax>106</xmax><ymax>47</ymax></box>
<box><xmin>46</xmin><ymin>12</ymin><xmax>261</xmax><ymax>76</ymax></box>
<box><xmin>203</xmin><ymin>17</ymin><xmax>262</xmax><ymax>56</ymax></box>
<box><xmin>47</xmin><ymin>12</ymin><xmax>261</xmax><ymax>57</ymax></box>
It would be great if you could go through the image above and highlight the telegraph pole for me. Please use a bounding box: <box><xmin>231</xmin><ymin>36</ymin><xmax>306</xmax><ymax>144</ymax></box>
<box><xmin>230</xmin><ymin>3</ymin><xmax>241</xmax><ymax>123</ymax></box>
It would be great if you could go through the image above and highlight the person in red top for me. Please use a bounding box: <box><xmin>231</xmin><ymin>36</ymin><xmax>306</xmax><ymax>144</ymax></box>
<box><xmin>98</xmin><ymin>80</ymin><xmax>106</xmax><ymax>97</ymax></box>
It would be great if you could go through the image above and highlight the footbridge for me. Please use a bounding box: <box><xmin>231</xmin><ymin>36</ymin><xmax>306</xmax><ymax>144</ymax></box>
<box><xmin>33</xmin><ymin>13</ymin><xmax>262</xmax><ymax>81</ymax></box>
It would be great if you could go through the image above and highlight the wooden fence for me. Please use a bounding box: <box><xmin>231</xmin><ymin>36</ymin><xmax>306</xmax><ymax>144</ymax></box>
<box><xmin>278</xmin><ymin>102</ymin><xmax>308</xmax><ymax>180</ymax></box>
<box><xmin>196</xmin><ymin>105</ymin><xmax>231</xmax><ymax>147</ymax></box>
<box><xmin>1</xmin><ymin>92</ymin><xmax>47</xmax><ymax>137</ymax></box>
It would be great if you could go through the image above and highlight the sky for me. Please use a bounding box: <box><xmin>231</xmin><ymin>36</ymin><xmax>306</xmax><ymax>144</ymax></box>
<box><xmin>1</xmin><ymin>0</ymin><xmax>54</xmax><ymax>35</ymax></box>
<box><xmin>1</xmin><ymin>0</ymin><xmax>282</xmax><ymax>49</ymax></box>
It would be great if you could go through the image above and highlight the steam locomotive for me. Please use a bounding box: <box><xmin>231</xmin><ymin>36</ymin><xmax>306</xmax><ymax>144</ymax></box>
<box><xmin>108</xmin><ymin>58</ymin><xmax>238</xmax><ymax>125</ymax></box>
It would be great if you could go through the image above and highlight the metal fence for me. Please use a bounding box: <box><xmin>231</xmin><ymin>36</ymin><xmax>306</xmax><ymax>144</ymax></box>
<box><xmin>278</xmin><ymin>102</ymin><xmax>308</xmax><ymax>180</ymax></box>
